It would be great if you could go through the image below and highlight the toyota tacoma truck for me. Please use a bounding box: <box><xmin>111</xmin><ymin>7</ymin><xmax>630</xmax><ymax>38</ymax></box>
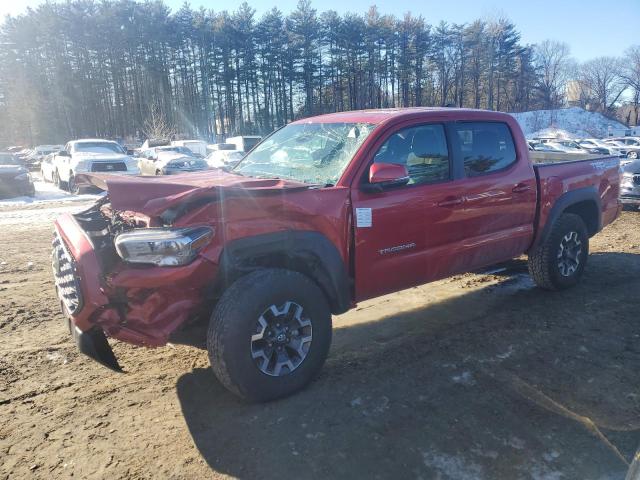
<box><xmin>51</xmin><ymin>139</ymin><xmax>140</xmax><ymax>194</ymax></box>
<box><xmin>52</xmin><ymin>108</ymin><xmax>621</xmax><ymax>402</ymax></box>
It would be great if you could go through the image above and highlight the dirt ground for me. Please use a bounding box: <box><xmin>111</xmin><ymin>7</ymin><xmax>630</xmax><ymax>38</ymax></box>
<box><xmin>1</xmin><ymin>200</ymin><xmax>639</xmax><ymax>480</ymax></box>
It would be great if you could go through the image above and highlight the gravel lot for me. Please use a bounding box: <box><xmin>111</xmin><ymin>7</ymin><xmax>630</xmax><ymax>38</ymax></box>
<box><xmin>1</xmin><ymin>199</ymin><xmax>639</xmax><ymax>479</ymax></box>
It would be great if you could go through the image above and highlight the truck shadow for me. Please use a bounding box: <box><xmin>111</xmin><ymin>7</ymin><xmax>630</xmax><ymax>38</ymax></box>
<box><xmin>176</xmin><ymin>252</ymin><xmax>640</xmax><ymax>479</ymax></box>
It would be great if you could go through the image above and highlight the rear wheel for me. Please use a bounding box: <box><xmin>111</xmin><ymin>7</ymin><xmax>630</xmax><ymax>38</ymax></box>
<box><xmin>628</xmin><ymin>151</ymin><xmax>638</xmax><ymax>159</ymax></box>
<box><xmin>528</xmin><ymin>213</ymin><xmax>589</xmax><ymax>290</ymax></box>
<box><xmin>155</xmin><ymin>169</ymin><xmax>162</xmax><ymax>176</ymax></box>
<box><xmin>207</xmin><ymin>269</ymin><xmax>332</xmax><ymax>402</ymax></box>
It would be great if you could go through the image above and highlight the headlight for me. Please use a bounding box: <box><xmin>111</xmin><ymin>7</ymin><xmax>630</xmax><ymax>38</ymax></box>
<box><xmin>114</xmin><ymin>226</ymin><xmax>214</xmax><ymax>266</ymax></box>
<box><xmin>75</xmin><ymin>160</ymin><xmax>89</xmax><ymax>172</ymax></box>
<box><xmin>621</xmin><ymin>172</ymin><xmax>635</xmax><ymax>185</ymax></box>
<box><xmin>14</xmin><ymin>172</ymin><xmax>30</xmax><ymax>181</ymax></box>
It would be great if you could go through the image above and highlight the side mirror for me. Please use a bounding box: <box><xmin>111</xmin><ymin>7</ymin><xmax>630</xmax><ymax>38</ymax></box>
<box><xmin>362</xmin><ymin>163</ymin><xmax>410</xmax><ymax>192</ymax></box>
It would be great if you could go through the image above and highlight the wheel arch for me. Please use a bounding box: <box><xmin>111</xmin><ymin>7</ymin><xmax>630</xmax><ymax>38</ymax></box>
<box><xmin>216</xmin><ymin>231</ymin><xmax>352</xmax><ymax>314</ymax></box>
<box><xmin>539</xmin><ymin>186</ymin><xmax>602</xmax><ymax>246</ymax></box>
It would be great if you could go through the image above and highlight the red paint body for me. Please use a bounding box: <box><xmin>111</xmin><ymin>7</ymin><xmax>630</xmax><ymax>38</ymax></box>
<box><xmin>54</xmin><ymin>108</ymin><xmax>621</xmax><ymax>347</ymax></box>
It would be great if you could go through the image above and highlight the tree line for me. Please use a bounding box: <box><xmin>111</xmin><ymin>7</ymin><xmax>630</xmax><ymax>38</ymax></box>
<box><xmin>0</xmin><ymin>0</ymin><xmax>639</xmax><ymax>146</ymax></box>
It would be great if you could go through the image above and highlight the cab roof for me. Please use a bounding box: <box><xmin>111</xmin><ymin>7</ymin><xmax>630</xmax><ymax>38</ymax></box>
<box><xmin>290</xmin><ymin>107</ymin><xmax>514</xmax><ymax>126</ymax></box>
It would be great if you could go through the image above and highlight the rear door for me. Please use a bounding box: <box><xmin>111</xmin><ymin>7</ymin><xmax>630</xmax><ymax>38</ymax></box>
<box><xmin>446</xmin><ymin>121</ymin><xmax>537</xmax><ymax>268</ymax></box>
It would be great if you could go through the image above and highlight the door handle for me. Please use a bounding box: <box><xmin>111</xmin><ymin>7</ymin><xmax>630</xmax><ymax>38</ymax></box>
<box><xmin>437</xmin><ymin>196</ymin><xmax>464</xmax><ymax>207</ymax></box>
<box><xmin>512</xmin><ymin>183</ymin><xmax>531</xmax><ymax>193</ymax></box>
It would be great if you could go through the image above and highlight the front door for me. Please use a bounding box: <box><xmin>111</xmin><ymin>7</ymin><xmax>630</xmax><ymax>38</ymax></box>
<box><xmin>351</xmin><ymin>122</ymin><xmax>465</xmax><ymax>301</ymax></box>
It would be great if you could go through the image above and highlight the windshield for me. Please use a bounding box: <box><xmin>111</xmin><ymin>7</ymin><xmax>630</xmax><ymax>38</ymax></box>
<box><xmin>0</xmin><ymin>153</ymin><xmax>21</xmax><ymax>165</ymax></box>
<box><xmin>234</xmin><ymin>123</ymin><xmax>374</xmax><ymax>185</ymax></box>
<box><xmin>167</xmin><ymin>157</ymin><xmax>208</xmax><ymax>169</ymax></box>
<box><xmin>73</xmin><ymin>142</ymin><xmax>124</xmax><ymax>154</ymax></box>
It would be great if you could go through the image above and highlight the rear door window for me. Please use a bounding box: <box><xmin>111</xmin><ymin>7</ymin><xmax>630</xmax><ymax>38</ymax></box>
<box><xmin>451</xmin><ymin>122</ymin><xmax>517</xmax><ymax>177</ymax></box>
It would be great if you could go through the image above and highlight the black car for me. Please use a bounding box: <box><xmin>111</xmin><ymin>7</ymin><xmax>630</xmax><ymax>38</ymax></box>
<box><xmin>0</xmin><ymin>152</ymin><xmax>35</xmax><ymax>198</ymax></box>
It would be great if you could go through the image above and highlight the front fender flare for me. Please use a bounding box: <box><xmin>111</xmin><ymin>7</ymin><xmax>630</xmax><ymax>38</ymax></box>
<box><xmin>217</xmin><ymin>231</ymin><xmax>352</xmax><ymax>314</ymax></box>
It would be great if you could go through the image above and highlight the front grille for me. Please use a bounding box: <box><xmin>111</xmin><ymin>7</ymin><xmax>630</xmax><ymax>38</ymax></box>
<box><xmin>52</xmin><ymin>232</ymin><xmax>83</xmax><ymax>315</ymax></box>
<box><xmin>91</xmin><ymin>162</ymin><xmax>127</xmax><ymax>172</ymax></box>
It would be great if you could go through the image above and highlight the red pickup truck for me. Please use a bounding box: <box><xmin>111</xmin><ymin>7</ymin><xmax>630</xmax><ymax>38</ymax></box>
<box><xmin>53</xmin><ymin>108</ymin><xmax>620</xmax><ymax>402</ymax></box>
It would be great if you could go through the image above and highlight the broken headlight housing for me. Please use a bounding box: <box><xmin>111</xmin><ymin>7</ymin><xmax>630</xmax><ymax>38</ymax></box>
<box><xmin>114</xmin><ymin>226</ymin><xmax>214</xmax><ymax>266</ymax></box>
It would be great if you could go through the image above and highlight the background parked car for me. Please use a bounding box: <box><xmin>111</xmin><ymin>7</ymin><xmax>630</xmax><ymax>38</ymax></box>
<box><xmin>225</xmin><ymin>135</ymin><xmax>262</xmax><ymax>153</ymax></box>
<box><xmin>140</xmin><ymin>145</ymin><xmax>195</xmax><ymax>161</ymax></box>
<box><xmin>620</xmin><ymin>158</ymin><xmax>640</xmax><ymax>210</ymax></box>
<box><xmin>139</xmin><ymin>151</ymin><xmax>209</xmax><ymax>175</ymax></box>
<box><xmin>205</xmin><ymin>149</ymin><xmax>244</xmax><ymax>169</ymax></box>
<box><xmin>529</xmin><ymin>141</ymin><xmax>567</xmax><ymax>152</ymax></box>
<box><xmin>24</xmin><ymin>144</ymin><xmax>64</xmax><ymax>171</ymax></box>
<box><xmin>604</xmin><ymin>139</ymin><xmax>640</xmax><ymax>159</ymax></box>
<box><xmin>40</xmin><ymin>153</ymin><xmax>57</xmax><ymax>183</ymax></box>
<box><xmin>0</xmin><ymin>152</ymin><xmax>35</xmax><ymax>198</ymax></box>
<box><xmin>140</xmin><ymin>138</ymin><xmax>170</xmax><ymax>150</ymax></box>
<box><xmin>578</xmin><ymin>138</ymin><xmax>622</xmax><ymax>156</ymax></box>
<box><xmin>6</xmin><ymin>146</ymin><xmax>25</xmax><ymax>153</ymax></box>
<box><xmin>550</xmin><ymin>140</ymin><xmax>591</xmax><ymax>153</ymax></box>
<box><xmin>171</xmin><ymin>139</ymin><xmax>207</xmax><ymax>157</ymax></box>
<box><xmin>51</xmin><ymin>139</ymin><xmax>140</xmax><ymax>193</ymax></box>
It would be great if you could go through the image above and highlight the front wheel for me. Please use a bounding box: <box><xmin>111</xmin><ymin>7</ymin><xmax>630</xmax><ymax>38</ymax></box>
<box><xmin>207</xmin><ymin>269</ymin><xmax>332</xmax><ymax>402</ymax></box>
<box><xmin>68</xmin><ymin>175</ymin><xmax>81</xmax><ymax>194</ymax></box>
<box><xmin>528</xmin><ymin>213</ymin><xmax>589</xmax><ymax>290</ymax></box>
<box><xmin>628</xmin><ymin>151</ymin><xmax>638</xmax><ymax>159</ymax></box>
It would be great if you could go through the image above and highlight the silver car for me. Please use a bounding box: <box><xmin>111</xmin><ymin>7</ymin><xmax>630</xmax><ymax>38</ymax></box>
<box><xmin>620</xmin><ymin>158</ymin><xmax>640</xmax><ymax>209</ymax></box>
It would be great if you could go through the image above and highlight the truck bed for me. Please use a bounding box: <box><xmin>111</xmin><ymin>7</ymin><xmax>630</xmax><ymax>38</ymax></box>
<box><xmin>530</xmin><ymin>152</ymin><xmax>621</xmax><ymax>249</ymax></box>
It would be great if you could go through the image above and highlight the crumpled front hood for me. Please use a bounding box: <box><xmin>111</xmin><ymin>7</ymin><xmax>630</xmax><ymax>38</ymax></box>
<box><xmin>79</xmin><ymin>169</ymin><xmax>313</xmax><ymax>217</ymax></box>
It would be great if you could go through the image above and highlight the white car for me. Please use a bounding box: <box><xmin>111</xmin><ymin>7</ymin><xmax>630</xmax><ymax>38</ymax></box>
<box><xmin>545</xmin><ymin>141</ymin><xmax>586</xmax><ymax>154</ymax></box>
<box><xmin>25</xmin><ymin>144</ymin><xmax>64</xmax><ymax>170</ymax></box>
<box><xmin>578</xmin><ymin>139</ymin><xmax>621</xmax><ymax>156</ymax></box>
<box><xmin>205</xmin><ymin>150</ymin><xmax>244</xmax><ymax>169</ymax></box>
<box><xmin>603</xmin><ymin>139</ymin><xmax>640</xmax><ymax>159</ymax></box>
<box><xmin>138</xmin><ymin>151</ymin><xmax>209</xmax><ymax>175</ymax></box>
<box><xmin>40</xmin><ymin>153</ymin><xmax>57</xmax><ymax>182</ymax></box>
<box><xmin>51</xmin><ymin>139</ymin><xmax>140</xmax><ymax>193</ymax></box>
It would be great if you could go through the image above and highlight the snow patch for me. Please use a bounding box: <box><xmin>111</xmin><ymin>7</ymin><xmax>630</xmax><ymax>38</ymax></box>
<box><xmin>452</xmin><ymin>371</ymin><xmax>476</xmax><ymax>386</ymax></box>
<box><xmin>0</xmin><ymin>181</ymin><xmax>103</xmax><ymax>207</ymax></box>
<box><xmin>510</xmin><ymin>107</ymin><xmax>626</xmax><ymax>139</ymax></box>
<box><xmin>0</xmin><ymin>204</ymin><xmax>93</xmax><ymax>226</ymax></box>
<box><xmin>527</xmin><ymin>463</ymin><xmax>564</xmax><ymax>480</ymax></box>
<box><xmin>422</xmin><ymin>450</ymin><xmax>484</xmax><ymax>480</ymax></box>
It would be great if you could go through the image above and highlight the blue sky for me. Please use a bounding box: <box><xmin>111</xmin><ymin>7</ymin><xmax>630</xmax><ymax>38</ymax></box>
<box><xmin>2</xmin><ymin>0</ymin><xmax>638</xmax><ymax>61</ymax></box>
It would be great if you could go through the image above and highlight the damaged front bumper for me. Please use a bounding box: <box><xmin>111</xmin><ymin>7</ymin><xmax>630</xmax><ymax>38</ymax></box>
<box><xmin>65</xmin><ymin>316</ymin><xmax>122</xmax><ymax>371</ymax></box>
<box><xmin>52</xmin><ymin>211</ymin><xmax>215</xmax><ymax>371</ymax></box>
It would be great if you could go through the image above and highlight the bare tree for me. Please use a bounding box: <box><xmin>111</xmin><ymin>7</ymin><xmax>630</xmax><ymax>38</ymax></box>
<box><xmin>620</xmin><ymin>46</ymin><xmax>640</xmax><ymax>125</ymax></box>
<box><xmin>534</xmin><ymin>40</ymin><xmax>571</xmax><ymax>109</ymax></box>
<box><xmin>142</xmin><ymin>103</ymin><xmax>176</xmax><ymax>141</ymax></box>
<box><xmin>578</xmin><ymin>56</ymin><xmax>626</xmax><ymax>114</ymax></box>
